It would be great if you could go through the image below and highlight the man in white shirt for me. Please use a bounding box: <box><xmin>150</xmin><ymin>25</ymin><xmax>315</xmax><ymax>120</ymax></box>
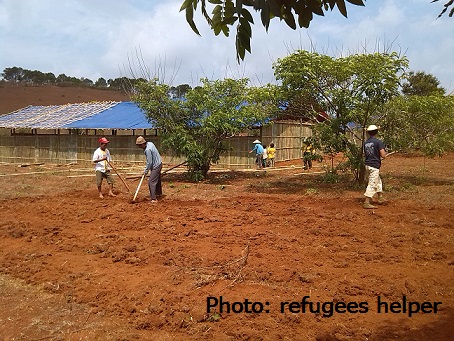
<box><xmin>92</xmin><ymin>137</ymin><xmax>116</xmax><ymax>199</ymax></box>
<box><xmin>262</xmin><ymin>144</ymin><xmax>268</xmax><ymax>168</ymax></box>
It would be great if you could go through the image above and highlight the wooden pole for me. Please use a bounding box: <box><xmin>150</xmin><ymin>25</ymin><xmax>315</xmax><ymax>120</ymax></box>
<box><xmin>107</xmin><ymin>160</ymin><xmax>131</xmax><ymax>192</ymax></box>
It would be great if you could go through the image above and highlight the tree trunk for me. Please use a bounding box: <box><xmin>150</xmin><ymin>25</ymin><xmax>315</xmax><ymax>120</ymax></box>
<box><xmin>358</xmin><ymin>128</ymin><xmax>367</xmax><ymax>185</ymax></box>
<box><xmin>201</xmin><ymin>162</ymin><xmax>211</xmax><ymax>179</ymax></box>
<box><xmin>358</xmin><ymin>164</ymin><xmax>366</xmax><ymax>185</ymax></box>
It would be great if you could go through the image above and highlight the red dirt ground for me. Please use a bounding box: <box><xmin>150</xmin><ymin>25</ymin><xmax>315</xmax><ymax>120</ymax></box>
<box><xmin>1</xmin><ymin>85</ymin><xmax>453</xmax><ymax>340</ymax></box>
<box><xmin>0</xmin><ymin>153</ymin><xmax>453</xmax><ymax>341</ymax></box>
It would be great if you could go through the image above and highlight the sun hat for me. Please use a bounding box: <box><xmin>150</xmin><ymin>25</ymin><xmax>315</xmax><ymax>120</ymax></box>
<box><xmin>366</xmin><ymin>125</ymin><xmax>379</xmax><ymax>132</ymax></box>
<box><xmin>98</xmin><ymin>137</ymin><xmax>109</xmax><ymax>144</ymax></box>
<box><xmin>253</xmin><ymin>139</ymin><xmax>261</xmax><ymax>144</ymax></box>
<box><xmin>135</xmin><ymin>136</ymin><xmax>147</xmax><ymax>145</ymax></box>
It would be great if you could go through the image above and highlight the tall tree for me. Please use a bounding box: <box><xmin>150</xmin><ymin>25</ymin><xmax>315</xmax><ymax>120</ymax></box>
<box><xmin>81</xmin><ymin>78</ymin><xmax>94</xmax><ymax>87</ymax></box>
<box><xmin>169</xmin><ymin>84</ymin><xmax>192</xmax><ymax>98</ymax></box>
<box><xmin>133</xmin><ymin>78</ymin><xmax>278</xmax><ymax>180</ymax></box>
<box><xmin>273</xmin><ymin>50</ymin><xmax>408</xmax><ymax>182</ymax></box>
<box><xmin>180</xmin><ymin>0</ymin><xmax>365</xmax><ymax>61</ymax></box>
<box><xmin>381</xmin><ymin>95</ymin><xmax>454</xmax><ymax>156</ymax></box>
<box><xmin>402</xmin><ymin>71</ymin><xmax>445</xmax><ymax>96</ymax></box>
<box><xmin>95</xmin><ymin>77</ymin><xmax>108</xmax><ymax>87</ymax></box>
<box><xmin>56</xmin><ymin>73</ymin><xmax>70</xmax><ymax>83</ymax></box>
<box><xmin>2</xmin><ymin>67</ymin><xmax>25</xmax><ymax>82</ymax></box>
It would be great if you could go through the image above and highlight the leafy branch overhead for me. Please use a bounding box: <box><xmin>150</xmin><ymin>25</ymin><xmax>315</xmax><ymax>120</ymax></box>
<box><xmin>180</xmin><ymin>0</ymin><xmax>365</xmax><ymax>61</ymax></box>
<box><xmin>431</xmin><ymin>0</ymin><xmax>454</xmax><ymax>18</ymax></box>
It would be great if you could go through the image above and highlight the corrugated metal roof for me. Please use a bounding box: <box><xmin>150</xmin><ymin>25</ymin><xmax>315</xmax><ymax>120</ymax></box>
<box><xmin>0</xmin><ymin>101</ymin><xmax>154</xmax><ymax>129</ymax></box>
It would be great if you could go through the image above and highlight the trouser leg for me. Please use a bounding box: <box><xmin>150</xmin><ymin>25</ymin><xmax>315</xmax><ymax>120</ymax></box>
<box><xmin>148</xmin><ymin>163</ymin><xmax>162</xmax><ymax>200</ymax></box>
<box><xmin>364</xmin><ymin>166</ymin><xmax>382</xmax><ymax>198</ymax></box>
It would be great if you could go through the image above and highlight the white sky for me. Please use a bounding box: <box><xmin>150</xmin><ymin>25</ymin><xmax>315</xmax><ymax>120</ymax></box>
<box><xmin>0</xmin><ymin>0</ymin><xmax>453</xmax><ymax>93</ymax></box>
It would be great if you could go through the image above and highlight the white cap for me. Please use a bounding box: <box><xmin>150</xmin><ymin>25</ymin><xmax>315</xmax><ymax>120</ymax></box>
<box><xmin>366</xmin><ymin>125</ymin><xmax>379</xmax><ymax>131</ymax></box>
<box><xmin>253</xmin><ymin>139</ymin><xmax>261</xmax><ymax>144</ymax></box>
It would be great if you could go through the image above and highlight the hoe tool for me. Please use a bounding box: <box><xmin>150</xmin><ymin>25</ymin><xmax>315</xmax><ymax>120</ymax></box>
<box><xmin>107</xmin><ymin>160</ymin><xmax>131</xmax><ymax>192</ymax></box>
<box><xmin>131</xmin><ymin>173</ymin><xmax>146</xmax><ymax>203</ymax></box>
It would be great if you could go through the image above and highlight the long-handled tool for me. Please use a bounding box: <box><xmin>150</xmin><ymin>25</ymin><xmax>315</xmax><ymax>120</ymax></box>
<box><xmin>107</xmin><ymin>160</ymin><xmax>131</xmax><ymax>192</ymax></box>
<box><xmin>132</xmin><ymin>173</ymin><xmax>146</xmax><ymax>203</ymax></box>
<box><xmin>381</xmin><ymin>150</ymin><xmax>397</xmax><ymax>161</ymax></box>
<box><xmin>162</xmin><ymin>160</ymin><xmax>188</xmax><ymax>176</ymax></box>
<box><xmin>126</xmin><ymin>160</ymin><xmax>188</xmax><ymax>180</ymax></box>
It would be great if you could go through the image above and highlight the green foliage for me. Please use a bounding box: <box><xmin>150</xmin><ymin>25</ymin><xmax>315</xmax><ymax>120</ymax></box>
<box><xmin>207</xmin><ymin>311</ymin><xmax>221</xmax><ymax>322</ymax></box>
<box><xmin>322</xmin><ymin>171</ymin><xmax>340</xmax><ymax>183</ymax></box>
<box><xmin>169</xmin><ymin>84</ymin><xmax>192</xmax><ymax>98</ymax></box>
<box><xmin>380</xmin><ymin>95</ymin><xmax>454</xmax><ymax>157</ymax></box>
<box><xmin>432</xmin><ymin>0</ymin><xmax>454</xmax><ymax>18</ymax></box>
<box><xmin>95</xmin><ymin>77</ymin><xmax>108</xmax><ymax>87</ymax></box>
<box><xmin>1</xmin><ymin>66</ymin><xmax>154</xmax><ymax>91</ymax></box>
<box><xmin>402</xmin><ymin>71</ymin><xmax>445</xmax><ymax>96</ymax></box>
<box><xmin>133</xmin><ymin>78</ymin><xmax>278</xmax><ymax>181</ymax></box>
<box><xmin>2</xmin><ymin>67</ymin><xmax>57</xmax><ymax>84</ymax></box>
<box><xmin>180</xmin><ymin>0</ymin><xmax>365</xmax><ymax>62</ymax></box>
<box><xmin>274</xmin><ymin>50</ymin><xmax>408</xmax><ymax>182</ymax></box>
<box><xmin>2</xmin><ymin>67</ymin><xmax>26</xmax><ymax>82</ymax></box>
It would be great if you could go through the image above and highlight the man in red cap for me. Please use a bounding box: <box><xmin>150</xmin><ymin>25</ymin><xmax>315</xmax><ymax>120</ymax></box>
<box><xmin>92</xmin><ymin>137</ymin><xmax>116</xmax><ymax>198</ymax></box>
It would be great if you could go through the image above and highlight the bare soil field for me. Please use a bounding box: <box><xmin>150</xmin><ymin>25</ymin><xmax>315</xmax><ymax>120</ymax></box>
<box><xmin>0</xmin><ymin>83</ymin><xmax>130</xmax><ymax>114</ymax></box>
<box><xmin>0</xmin><ymin>153</ymin><xmax>453</xmax><ymax>341</ymax></box>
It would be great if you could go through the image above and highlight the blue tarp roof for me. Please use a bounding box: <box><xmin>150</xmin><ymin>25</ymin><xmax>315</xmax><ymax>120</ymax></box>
<box><xmin>0</xmin><ymin>101</ymin><xmax>153</xmax><ymax>129</ymax></box>
<box><xmin>64</xmin><ymin>102</ymin><xmax>152</xmax><ymax>129</ymax></box>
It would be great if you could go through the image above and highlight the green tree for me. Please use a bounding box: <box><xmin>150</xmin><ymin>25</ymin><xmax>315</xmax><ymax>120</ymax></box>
<box><xmin>108</xmin><ymin>77</ymin><xmax>143</xmax><ymax>92</ymax></box>
<box><xmin>180</xmin><ymin>0</ymin><xmax>365</xmax><ymax>61</ymax></box>
<box><xmin>56</xmin><ymin>74</ymin><xmax>83</xmax><ymax>86</ymax></box>
<box><xmin>273</xmin><ymin>50</ymin><xmax>408</xmax><ymax>183</ymax></box>
<box><xmin>402</xmin><ymin>71</ymin><xmax>445</xmax><ymax>96</ymax></box>
<box><xmin>2</xmin><ymin>67</ymin><xmax>25</xmax><ymax>82</ymax></box>
<box><xmin>95</xmin><ymin>77</ymin><xmax>108</xmax><ymax>87</ymax></box>
<box><xmin>381</xmin><ymin>95</ymin><xmax>454</xmax><ymax>156</ymax></box>
<box><xmin>133</xmin><ymin>77</ymin><xmax>277</xmax><ymax>180</ymax></box>
<box><xmin>43</xmin><ymin>72</ymin><xmax>56</xmax><ymax>84</ymax></box>
<box><xmin>56</xmin><ymin>73</ymin><xmax>71</xmax><ymax>84</ymax></box>
<box><xmin>81</xmin><ymin>78</ymin><xmax>94</xmax><ymax>87</ymax></box>
<box><xmin>169</xmin><ymin>84</ymin><xmax>192</xmax><ymax>98</ymax></box>
<box><xmin>3</xmin><ymin>68</ymin><xmax>56</xmax><ymax>85</ymax></box>
<box><xmin>22</xmin><ymin>69</ymin><xmax>47</xmax><ymax>84</ymax></box>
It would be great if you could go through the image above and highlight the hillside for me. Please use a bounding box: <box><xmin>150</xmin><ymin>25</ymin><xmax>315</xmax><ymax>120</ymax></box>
<box><xmin>0</xmin><ymin>83</ymin><xmax>131</xmax><ymax>115</ymax></box>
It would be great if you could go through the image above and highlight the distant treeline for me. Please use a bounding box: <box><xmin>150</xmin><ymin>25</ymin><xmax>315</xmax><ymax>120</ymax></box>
<box><xmin>1</xmin><ymin>66</ymin><xmax>191</xmax><ymax>97</ymax></box>
<box><xmin>0</xmin><ymin>66</ymin><xmax>145</xmax><ymax>92</ymax></box>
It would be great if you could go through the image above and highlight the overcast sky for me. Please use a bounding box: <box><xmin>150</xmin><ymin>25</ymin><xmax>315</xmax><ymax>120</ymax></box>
<box><xmin>1</xmin><ymin>0</ymin><xmax>453</xmax><ymax>93</ymax></box>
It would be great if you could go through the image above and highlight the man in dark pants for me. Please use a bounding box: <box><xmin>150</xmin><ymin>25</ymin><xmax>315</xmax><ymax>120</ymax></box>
<box><xmin>136</xmin><ymin>136</ymin><xmax>162</xmax><ymax>203</ymax></box>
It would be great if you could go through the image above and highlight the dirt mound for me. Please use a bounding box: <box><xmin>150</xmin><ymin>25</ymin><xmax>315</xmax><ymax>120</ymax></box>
<box><xmin>0</xmin><ymin>83</ymin><xmax>130</xmax><ymax>114</ymax></box>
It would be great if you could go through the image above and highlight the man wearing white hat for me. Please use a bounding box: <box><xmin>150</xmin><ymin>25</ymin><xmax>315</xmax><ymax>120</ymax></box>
<box><xmin>363</xmin><ymin>125</ymin><xmax>387</xmax><ymax>209</ymax></box>
<box><xmin>249</xmin><ymin>139</ymin><xmax>264</xmax><ymax>169</ymax></box>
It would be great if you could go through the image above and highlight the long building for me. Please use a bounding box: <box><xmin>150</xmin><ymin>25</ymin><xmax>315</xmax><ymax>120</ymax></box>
<box><xmin>0</xmin><ymin>101</ymin><xmax>312</xmax><ymax>168</ymax></box>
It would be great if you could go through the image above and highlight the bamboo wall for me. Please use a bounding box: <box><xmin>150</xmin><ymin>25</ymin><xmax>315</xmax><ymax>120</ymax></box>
<box><xmin>0</xmin><ymin>120</ymin><xmax>312</xmax><ymax>169</ymax></box>
<box><xmin>217</xmin><ymin>121</ymin><xmax>313</xmax><ymax>168</ymax></box>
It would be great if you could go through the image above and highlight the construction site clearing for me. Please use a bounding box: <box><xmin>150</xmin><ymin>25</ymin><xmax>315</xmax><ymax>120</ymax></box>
<box><xmin>0</xmin><ymin>153</ymin><xmax>453</xmax><ymax>340</ymax></box>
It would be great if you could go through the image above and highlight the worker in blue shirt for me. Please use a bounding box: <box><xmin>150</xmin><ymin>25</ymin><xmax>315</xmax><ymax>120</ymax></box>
<box><xmin>249</xmin><ymin>139</ymin><xmax>264</xmax><ymax>169</ymax></box>
<box><xmin>136</xmin><ymin>136</ymin><xmax>162</xmax><ymax>203</ymax></box>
